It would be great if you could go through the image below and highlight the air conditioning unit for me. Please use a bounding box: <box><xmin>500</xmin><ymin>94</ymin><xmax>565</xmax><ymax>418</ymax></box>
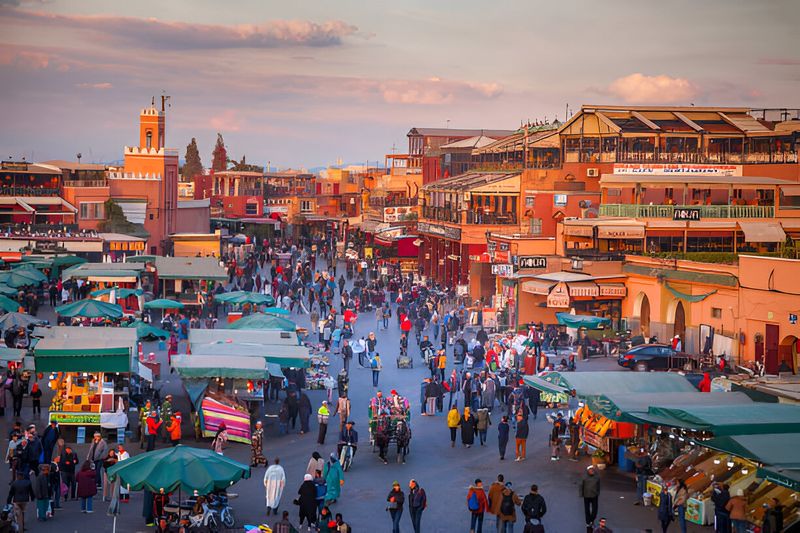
<box><xmin>587</xmin><ymin>168</ymin><xmax>599</xmax><ymax>177</ymax></box>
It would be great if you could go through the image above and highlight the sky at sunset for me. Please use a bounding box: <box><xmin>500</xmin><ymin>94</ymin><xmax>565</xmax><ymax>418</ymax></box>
<box><xmin>1</xmin><ymin>0</ymin><xmax>798</xmax><ymax>168</ymax></box>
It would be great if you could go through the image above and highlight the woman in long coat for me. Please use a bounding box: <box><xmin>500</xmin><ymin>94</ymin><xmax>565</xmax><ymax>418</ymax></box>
<box><xmin>459</xmin><ymin>406</ymin><xmax>476</xmax><ymax>447</ymax></box>
<box><xmin>306</xmin><ymin>451</ymin><xmax>324</xmax><ymax>478</ymax></box>
<box><xmin>323</xmin><ymin>453</ymin><xmax>344</xmax><ymax>504</ymax></box>
<box><xmin>297</xmin><ymin>474</ymin><xmax>318</xmax><ymax>530</ymax></box>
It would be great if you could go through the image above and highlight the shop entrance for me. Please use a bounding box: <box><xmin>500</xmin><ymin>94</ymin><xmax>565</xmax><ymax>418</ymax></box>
<box><xmin>637</xmin><ymin>293</ymin><xmax>651</xmax><ymax>337</ymax></box>
<box><xmin>673</xmin><ymin>301</ymin><xmax>686</xmax><ymax>342</ymax></box>
<box><xmin>765</xmin><ymin>324</ymin><xmax>780</xmax><ymax>374</ymax></box>
<box><xmin>778</xmin><ymin>335</ymin><xmax>798</xmax><ymax>373</ymax></box>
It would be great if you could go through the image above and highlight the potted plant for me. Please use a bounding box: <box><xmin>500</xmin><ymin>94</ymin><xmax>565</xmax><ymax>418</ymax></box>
<box><xmin>591</xmin><ymin>449</ymin><xmax>608</xmax><ymax>469</ymax></box>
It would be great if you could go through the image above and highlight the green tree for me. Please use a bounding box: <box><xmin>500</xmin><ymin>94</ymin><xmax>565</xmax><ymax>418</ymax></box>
<box><xmin>182</xmin><ymin>137</ymin><xmax>203</xmax><ymax>180</ymax></box>
<box><xmin>211</xmin><ymin>133</ymin><xmax>228</xmax><ymax>172</ymax></box>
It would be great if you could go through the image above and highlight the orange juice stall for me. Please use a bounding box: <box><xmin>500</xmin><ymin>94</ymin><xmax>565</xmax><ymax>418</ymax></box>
<box><xmin>33</xmin><ymin>326</ymin><xmax>136</xmax><ymax>442</ymax></box>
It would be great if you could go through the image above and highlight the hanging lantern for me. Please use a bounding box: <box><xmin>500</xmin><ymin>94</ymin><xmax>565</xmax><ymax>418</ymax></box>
<box><xmin>36</xmin><ymin>372</ymin><xmax>43</xmax><ymax>380</ymax></box>
<box><xmin>247</xmin><ymin>380</ymin><xmax>254</xmax><ymax>393</ymax></box>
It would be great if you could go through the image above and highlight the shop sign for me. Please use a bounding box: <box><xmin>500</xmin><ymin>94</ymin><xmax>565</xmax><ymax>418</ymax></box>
<box><xmin>517</xmin><ymin>256</ymin><xmax>547</xmax><ymax>269</ymax></box>
<box><xmin>498</xmin><ymin>242</ymin><xmax>510</xmax><ymax>251</ymax></box>
<box><xmin>579</xmin><ymin>425</ymin><xmax>609</xmax><ymax>452</ymax></box>
<box><xmin>494</xmin><ymin>250</ymin><xmax>510</xmax><ymax>263</ymax></box>
<box><xmin>417</xmin><ymin>221</ymin><xmax>461</xmax><ymax>241</ymax></box>
<box><xmin>613</xmin><ymin>163</ymin><xmax>742</xmax><ymax>177</ymax></box>
<box><xmin>554</xmin><ymin>194</ymin><xmax>568</xmax><ymax>207</ymax></box>
<box><xmin>546</xmin><ymin>281</ymin><xmax>570</xmax><ymax>308</ymax></box>
<box><xmin>383</xmin><ymin>205</ymin><xmax>418</xmax><ymax>223</ymax></box>
<box><xmin>109</xmin><ymin>240</ymin><xmax>146</xmax><ymax>252</ymax></box>
<box><xmin>49</xmin><ymin>412</ymin><xmax>101</xmax><ymax>425</ymax></box>
<box><xmin>456</xmin><ymin>285</ymin><xmax>469</xmax><ymax>296</ymax></box>
<box><xmin>265</xmin><ymin>205</ymin><xmax>289</xmax><ymax>214</ymax></box>
<box><xmin>672</xmin><ymin>207</ymin><xmax>701</xmax><ymax>221</ymax></box>
<box><xmin>487</xmin><ymin>241</ymin><xmax>497</xmax><ymax>254</ymax></box>
<box><xmin>491</xmin><ymin>264</ymin><xmax>513</xmax><ymax>276</ymax></box>
<box><xmin>790</xmin><ymin>313</ymin><xmax>797</xmax><ymax>325</ymax></box>
<box><xmin>599</xmin><ymin>284</ymin><xmax>627</xmax><ymax>297</ymax></box>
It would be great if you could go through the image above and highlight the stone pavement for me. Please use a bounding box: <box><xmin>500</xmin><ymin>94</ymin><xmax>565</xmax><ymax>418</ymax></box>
<box><xmin>0</xmin><ymin>261</ymin><xmax>708</xmax><ymax>532</ymax></box>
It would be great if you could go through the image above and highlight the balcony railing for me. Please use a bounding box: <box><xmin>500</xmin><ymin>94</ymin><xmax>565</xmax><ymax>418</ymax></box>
<box><xmin>369</xmin><ymin>197</ymin><xmax>418</xmax><ymax>208</ymax></box>
<box><xmin>422</xmin><ymin>206</ymin><xmax>460</xmax><ymax>224</ymax></box>
<box><xmin>599</xmin><ymin>204</ymin><xmax>775</xmax><ymax>219</ymax></box>
<box><xmin>63</xmin><ymin>180</ymin><xmax>108</xmax><ymax>188</ymax></box>
<box><xmin>565</xmin><ymin>150</ymin><xmax>798</xmax><ymax>165</ymax></box>
<box><xmin>465</xmin><ymin>211</ymin><xmax>518</xmax><ymax>225</ymax></box>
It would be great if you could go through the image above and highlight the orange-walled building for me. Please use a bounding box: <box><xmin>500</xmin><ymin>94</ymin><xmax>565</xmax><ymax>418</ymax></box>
<box><xmin>109</xmin><ymin>102</ymin><xmax>179</xmax><ymax>255</ymax></box>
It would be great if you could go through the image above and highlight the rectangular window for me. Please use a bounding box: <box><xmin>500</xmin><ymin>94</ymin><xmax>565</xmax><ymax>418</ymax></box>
<box><xmin>300</xmin><ymin>200</ymin><xmax>313</xmax><ymax>213</ymax></box>
<box><xmin>245</xmin><ymin>202</ymin><xmax>258</xmax><ymax>216</ymax></box>
<box><xmin>711</xmin><ymin>307</ymin><xmax>722</xmax><ymax>319</ymax></box>
<box><xmin>525</xmin><ymin>196</ymin><xmax>535</xmax><ymax>208</ymax></box>
<box><xmin>530</xmin><ymin>218</ymin><xmax>543</xmax><ymax>235</ymax></box>
<box><xmin>79</xmin><ymin>202</ymin><xmax>105</xmax><ymax>220</ymax></box>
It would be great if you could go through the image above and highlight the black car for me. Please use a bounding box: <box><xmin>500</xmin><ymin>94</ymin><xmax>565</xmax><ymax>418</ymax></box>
<box><xmin>617</xmin><ymin>344</ymin><xmax>696</xmax><ymax>372</ymax></box>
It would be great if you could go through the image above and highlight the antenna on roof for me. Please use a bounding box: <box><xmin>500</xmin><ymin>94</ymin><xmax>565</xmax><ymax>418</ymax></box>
<box><xmin>161</xmin><ymin>92</ymin><xmax>171</xmax><ymax>112</ymax></box>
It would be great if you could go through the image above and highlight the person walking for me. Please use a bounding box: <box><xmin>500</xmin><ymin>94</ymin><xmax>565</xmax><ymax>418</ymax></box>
<box><xmin>498</xmin><ymin>415</ymin><xmax>510</xmax><ymax>461</ymax></box>
<box><xmin>408</xmin><ymin>479</ymin><xmax>427</xmax><ymax>533</ymax></box>
<box><xmin>317</xmin><ymin>401</ymin><xmax>331</xmax><ymax>445</ymax></box>
<box><xmin>341</xmin><ymin>340</ymin><xmax>353</xmax><ymax>373</ymax></box>
<box><xmin>145</xmin><ymin>411</ymin><xmax>162</xmax><ymax>452</ymax></box>
<box><xmin>86</xmin><ymin>432</ymin><xmax>108</xmax><ymax>486</ymax></box>
<box><xmin>476</xmin><ymin>407</ymin><xmax>491</xmax><ymax>446</ymax></box>
<box><xmin>323</xmin><ymin>453</ymin><xmax>344</xmax><ymax>505</ymax></box>
<box><xmin>251</xmin><ymin>421</ymin><xmax>267</xmax><ymax>467</ymax></box>
<box><xmin>633</xmin><ymin>447</ymin><xmax>653</xmax><ymax>505</ymax></box>
<box><xmin>497</xmin><ymin>481</ymin><xmax>521</xmax><ymax>533</ymax></box>
<box><xmin>514</xmin><ymin>414</ymin><xmax>529</xmax><ymax>461</ymax></box>
<box><xmin>674</xmin><ymin>479</ymin><xmax>689</xmax><ymax>533</ymax></box>
<box><xmin>467</xmin><ymin>478</ymin><xmax>489</xmax><ymax>533</ymax></box>
<box><xmin>8</xmin><ymin>472</ymin><xmax>33</xmax><ymax>532</ymax></box>
<box><xmin>32</xmin><ymin>464</ymin><xmax>51</xmax><ymax>522</ymax></box>
<box><xmin>580</xmin><ymin>466</ymin><xmax>601</xmax><ymax>529</ymax></box>
<box><xmin>459</xmin><ymin>407</ymin><xmax>476</xmax><ymax>448</ymax></box>
<box><xmin>59</xmin><ymin>444</ymin><xmax>78</xmax><ymax>500</ymax></box>
<box><xmin>297</xmin><ymin>474</ymin><xmax>318</xmax><ymax>532</ymax></box>
<box><xmin>298</xmin><ymin>392</ymin><xmax>312</xmax><ymax>435</ymax></box>
<box><xmin>710</xmin><ymin>482</ymin><xmax>731</xmax><ymax>533</ymax></box>
<box><xmin>370</xmin><ymin>353</ymin><xmax>383</xmax><ymax>387</ymax></box>
<box><xmin>386</xmin><ymin>481</ymin><xmax>405</xmax><ymax>533</ymax></box>
<box><xmin>306</xmin><ymin>451</ymin><xmax>324</xmax><ymax>478</ymax></box>
<box><xmin>212</xmin><ymin>423</ymin><xmax>228</xmax><ymax>455</ymax></box>
<box><xmin>726</xmin><ymin>489</ymin><xmax>748</xmax><ymax>533</ymax></box>
<box><xmin>487</xmin><ymin>474</ymin><xmax>505</xmax><ymax>532</ymax></box>
<box><xmin>521</xmin><ymin>484</ymin><xmax>547</xmax><ymax>527</ymax></box>
<box><xmin>263</xmin><ymin>457</ymin><xmax>286</xmax><ymax>516</ymax></box>
<box><xmin>657</xmin><ymin>484</ymin><xmax>673</xmax><ymax>533</ymax></box>
<box><xmin>76</xmin><ymin>461</ymin><xmax>97</xmax><ymax>513</ymax></box>
<box><xmin>166</xmin><ymin>412</ymin><xmax>182</xmax><ymax>447</ymax></box>
<box><xmin>447</xmin><ymin>404</ymin><xmax>460</xmax><ymax>447</ymax></box>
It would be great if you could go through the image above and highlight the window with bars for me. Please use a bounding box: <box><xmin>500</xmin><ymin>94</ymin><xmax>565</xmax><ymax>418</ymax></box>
<box><xmin>79</xmin><ymin>202</ymin><xmax>105</xmax><ymax>220</ymax></box>
<box><xmin>529</xmin><ymin>218</ymin><xmax>543</xmax><ymax>235</ymax></box>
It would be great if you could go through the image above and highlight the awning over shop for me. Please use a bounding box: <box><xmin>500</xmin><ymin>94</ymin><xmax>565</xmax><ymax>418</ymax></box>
<box><xmin>183</xmin><ymin>380</ymin><xmax>209</xmax><ymax>410</ymax></box>
<box><xmin>598</xmin><ymin>283</ymin><xmax>627</xmax><ymax>297</ymax></box>
<box><xmin>149</xmin><ymin>256</ymin><xmax>227</xmax><ymax>281</ymax></box>
<box><xmin>189</xmin><ymin>328</ymin><xmax>299</xmax><ymax>347</ymax></box>
<box><xmin>189</xmin><ymin>342</ymin><xmax>311</xmax><ymax>368</ymax></box>
<box><xmin>702</xmin><ymin>433</ymin><xmax>800</xmax><ymax>468</ymax></box>
<box><xmin>171</xmin><ymin>355</ymin><xmax>268</xmax><ymax>379</ymax></box>
<box><xmin>738</xmin><ymin>221</ymin><xmax>786</xmax><ymax>243</ymax></box>
<box><xmin>590</xmin><ymin>391</ymin><xmax>754</xmax><ymax>423</ymax></box>
<box><xmin>0</xmin><ymin>347</ymin><xmax>26</xmax><ymax>365</ymax></box>
<box><xmin>665</xmin><ymin>282</ymin><xmax>717</xmax><ymax>303</ymax></box>
<box><xmin>62</xmin><ymin>262</ymin><xmax>144</xmax><ymax>282</ymax></box>
<box><xmin>630</xmin><ymin>403</ymin><xmax>800</xmax><ymax>435</ymax></box>
<box><xmin>567</xmin><ymin>282</ymin><xmax>599</xmax><ymax>297</ymax></box>
<box><xmin>562</xmin><ymin>225</ymin><xmax>594</xmax><ymax>237</ymax></box>
<box><xmin>33</xmin><ymin>326</ymin><xmax>136</xmax><ymax>373</ymax></box>
<box><xmin>520</xmin><ymin>279</ymin><xmax>555</xmax><ymax>295</ymax></box>
<box><xmin>555</xmin><ymin>313</ymin><xmax>610</xmax><ymax>329</ymax></box>
<box><xmin>523</xmin><ymin>371</ymin><xmax>697</xmax><ymax>399</ymax></box>
<box><xmin>596</xmin><ymin>224</ymin><xmax>645</xmax><ymax>239</ymax></box>
<box><xmin>757</xmin><ymin>467</ymin><xmax>800</xmax><ymax>492</ymax></box>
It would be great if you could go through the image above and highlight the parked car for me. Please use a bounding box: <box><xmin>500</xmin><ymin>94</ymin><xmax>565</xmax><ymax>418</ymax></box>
<box><xmin>617</xmin><ymin>344</ymin><xmax>697</xmax><ymax>372</ymax></box>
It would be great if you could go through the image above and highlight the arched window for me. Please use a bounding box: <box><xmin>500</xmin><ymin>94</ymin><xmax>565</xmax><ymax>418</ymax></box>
<box><xmin>146</xmin><ymin>131</ymin><xmax>153</xmax><ymax>149</ymax></box>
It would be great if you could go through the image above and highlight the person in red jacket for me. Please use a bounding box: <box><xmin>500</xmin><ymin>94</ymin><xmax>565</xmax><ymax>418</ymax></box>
<box><xmin>467</xmin><ymin>478</ymin><xmax>490</xmax><ymax>533</ymax></box>
<box><xmin>166</xmin><ymin>412</ymin><xmax>182</xmax><ymax>446</ymax></box>
<box><xmin>146</xmin><ymin>411</ymin><xmax>162</xmax><ymax>452</ymax></box>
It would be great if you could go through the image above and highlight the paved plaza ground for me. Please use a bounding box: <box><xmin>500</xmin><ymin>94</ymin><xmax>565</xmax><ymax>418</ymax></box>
<box><xmin>0</xmin><ymin>261</ymin><xmax>708</xmax><ymax>533</ymax></box>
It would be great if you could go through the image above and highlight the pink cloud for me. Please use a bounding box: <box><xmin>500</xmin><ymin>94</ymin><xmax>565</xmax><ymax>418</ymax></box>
<box><xmin>607</xmin><ymin>73</ymin><xmax>698</xmax><ymax>104</ymax></box>
<box><xmin>75</xmin><ymin>82</ymin><xmax>112</xmax><ymax>89</ymax></box>
<box><xmin>379</xmin><ymin>78</ymin><xmax>503</xmax><ymax>105</ymax></box>
<box><xmin>209</xmin><ymin>110</ymin><xmax>244</xmax><ymax>132</ymax></box>
<box><xmin>4</xmin><ymin>9</ymin><xmax>359</xmax><ymax>49</ymax></box>
<box><xmin>0</xmin><ymin>46</ymin><xmax>51</xmax><ymax>69</ymax></box>
<box><xmin>757</xmin><ymin>57</ymin><xmax>800</xmax><ymax>66</ymax></box>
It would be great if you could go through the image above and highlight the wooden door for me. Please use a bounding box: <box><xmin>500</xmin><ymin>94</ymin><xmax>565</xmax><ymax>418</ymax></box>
<box><xmin>765</xmin><ymin>324</ymin><xmax>779</xmax><ymax>374</ymax></box>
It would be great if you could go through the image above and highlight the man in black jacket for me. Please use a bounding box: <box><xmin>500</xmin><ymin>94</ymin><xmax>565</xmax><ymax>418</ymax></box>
<box><xmin>32</xmin><ymin>464</ymin><xmax>51</xmax><ymax>521</ymax></box>
<box><xmin>8</xmin><ymin>472</ymin><xmax>34</xmax><ymax>532</ymax></box>
<box><xmin>522</xmin><ymin>484</ymin><xmax>547</xmax><ymax>525</ymax></box>
<box><xmin>341</xmin><ymin>340</ymin><xmax>353</xmax><ymax>373</ymax></box>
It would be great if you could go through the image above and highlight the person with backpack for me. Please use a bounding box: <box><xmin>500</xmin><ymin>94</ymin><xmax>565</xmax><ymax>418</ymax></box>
<box><xmin>466</xmin><ymin>478</ymin><xmax>489</xmax><ymax>533</ymax></box>
<box><xmin>370</xmin><ymin>353</ymin><xmax>382</xmax><ymax>387</ymax></box>
<box><xmin>498</xmin><ymin>481</ymin><xmax>522</xmax><ymax>532</ymax></box>
<box><xmin>522</xmin><ymin>484</ymin><xmax>547</xmax><ymax>528</ymax></box>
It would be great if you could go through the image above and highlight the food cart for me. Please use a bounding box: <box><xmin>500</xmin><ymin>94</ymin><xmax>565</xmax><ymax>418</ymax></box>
<box><xmin>33</xmin><ymin>326</ymin><xmax>136</xmax><ymax>443</ymax></box>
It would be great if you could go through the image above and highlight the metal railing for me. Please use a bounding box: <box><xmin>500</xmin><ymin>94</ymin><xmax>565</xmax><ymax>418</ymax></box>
<box><xmin>565</xmin><ymin>150</ymin><xmax>798</xmax><ymax>165</ymax></box>
<box><xmin>63</xmin><ymin>180</ymin><xmax>108</xmax><ymax>188</ymax></box>
<box><xmin>599</xmin><ymin>204</ymin><xmax>775</xmax><ymax>218</ymax></box>
<box><xmin>465</xmin><ymin>211</ymin><xmax>518</xmax><ymax>225</ymax></box>
<box><xmin>422</xmin><ymin>206</ymin><xmax>460</xmax><ymax>223</ymax></box>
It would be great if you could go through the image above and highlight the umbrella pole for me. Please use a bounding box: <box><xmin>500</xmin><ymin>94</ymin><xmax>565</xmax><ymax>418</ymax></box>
<box><xmin>112</xmin><ymin>514</ymin><xmax>117</xmax><ymax>533</ymax></box>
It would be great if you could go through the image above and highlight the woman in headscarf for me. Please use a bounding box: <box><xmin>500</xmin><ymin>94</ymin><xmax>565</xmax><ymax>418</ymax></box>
<box><xmin>306</xmin><ymin>451</ymin><xmax>324</xmax><ymax>478</ymax></box>
<box><xmin>458</xmin><ymin>406</ymin><xmax>476</xmax><ymax>448</ymax></box>
<box><xmin>297</xmin><ymin>474</ymin><xmax>318</xmax><ymax>530</ymax></box>
<box><xmin>212</xmin><ymin>423</ymin><xmax>228</xmax><ymax>455</ymax></box>
<box><xmin>323</xmin><ymin>452</ymin><xmax>344</xmax><ymax>505</ymax></box>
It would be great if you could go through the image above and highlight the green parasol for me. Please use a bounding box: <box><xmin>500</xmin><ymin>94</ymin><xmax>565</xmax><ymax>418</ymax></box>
<box><xmin>214</xmin><ymin>291</ymin><xmax>275</xmax><ymax>306</ymax></box>
<box><xmin>262</xmin><ymin>306</ymin><xmax>290</xmax><ymax>316</ymax></box>
<box><xmin>225</xmin><ymin>312</ymin><xmax>296</xmax><ymax>331</ymax></box>
<box><xmin>55</xmin><ymin>298</ymin><xmax>124</xmax><ymax>319</ymax></box>
<box><xmin>143</xmin><ymin>299</ymin><xmax>185</xmax><ymax>310</ymax></box>
<box><xmin>125</xmin><ymin>320</ymin><xmax>170</xmax><ymax>340</ymax></box>
<box><xmin>0</xmin><ymin>284</ymin><xmax>15</xmax><ymax>296</ymax></box>
<box><xmin>0</xmin><ymin>294</ymin><xmax>22</xmax><ymax>313</ymax></box>
<box><xmin>105</xmin><ymin>445</ymin><xmax>251</xmax><ymax>494</ymax></box>
<box><xmin>0</xmin><ymin>269</ymin><xmax>48</xmax><ymax>287</ymax></box>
